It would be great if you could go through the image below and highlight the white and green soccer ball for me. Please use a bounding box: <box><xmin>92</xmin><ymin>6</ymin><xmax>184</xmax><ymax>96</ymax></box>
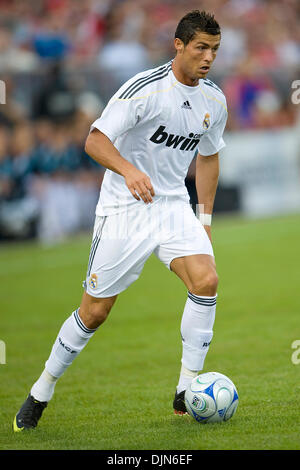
<box><xmin>184</xmin><ymin>372</ymin><xmax>239</xmax><ymax>423</ymax></box>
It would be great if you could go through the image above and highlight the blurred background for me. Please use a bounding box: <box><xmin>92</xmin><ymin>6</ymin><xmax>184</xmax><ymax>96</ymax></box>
<box><xmin>0</xmin><ymin>0</ymin><xmax>299</xmax><ymax>243</ymax></box>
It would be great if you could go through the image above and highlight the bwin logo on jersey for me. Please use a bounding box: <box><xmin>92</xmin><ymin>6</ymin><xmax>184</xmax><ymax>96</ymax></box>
<box><xmin>150</xmin><ymin>125</ymin><xmax>201</xmax><ymax>151</ymax></box>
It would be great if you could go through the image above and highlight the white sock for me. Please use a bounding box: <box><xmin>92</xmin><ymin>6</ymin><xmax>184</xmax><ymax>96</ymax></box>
<box><xmin>176</xmin><ymin>365</ymin><xmax>198</xmax><ymax>394</ymax></box>
<box><xmin>31</xmin><ymin>369</ymin><xmax>57</xmax><ymax>402</ymax></box>
<box><xmin>31</xmin><ymin>309</ymin><xmax>97</xmax><ymax>402</ymax></box>
<box><xmin>177</xmin><ymin>292</ymin><xmax>217</xmax><ymax>392</ymax></box>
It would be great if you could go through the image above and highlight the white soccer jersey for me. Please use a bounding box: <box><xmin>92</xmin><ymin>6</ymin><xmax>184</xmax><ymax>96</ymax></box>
<box><xmin>91</xmin><ymin>60</ymin><xmax>228</xmax><ymax>215</ymax></box>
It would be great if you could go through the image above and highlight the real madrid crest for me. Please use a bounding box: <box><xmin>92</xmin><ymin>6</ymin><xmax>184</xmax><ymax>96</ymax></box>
<box><xmin>89</xmin><ymin>273</ymin><xmax>98</xmax><ymax>290</ymax></box>
<box><xmin>203</xmin><ymin>113</ymin><xmax>210</xmax><ymax>130</ymax></box>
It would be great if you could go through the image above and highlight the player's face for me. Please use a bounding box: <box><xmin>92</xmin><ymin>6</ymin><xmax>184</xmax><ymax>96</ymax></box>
<box><xmin>175</xmin><ymin>32</ymin><xmax>221</xmax><ymax>84</ymax></box>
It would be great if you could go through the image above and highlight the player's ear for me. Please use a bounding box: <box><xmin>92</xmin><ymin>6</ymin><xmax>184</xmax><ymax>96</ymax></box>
<box><xmin>174</xmin><ymin>38</ymin><xmax>184</xmax><ymax>54</ymax></box>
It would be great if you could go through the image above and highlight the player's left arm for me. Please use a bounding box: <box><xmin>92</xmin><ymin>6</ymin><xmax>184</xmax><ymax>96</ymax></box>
<box><xmin>195</xmin><ymin>152</ymin><xmax>219</xmax><ymax>244</ymax></box>
<box><xmin>196</xmin><ymin>95</ymin><xmax>228</xmax><ymax>243</ymax></box>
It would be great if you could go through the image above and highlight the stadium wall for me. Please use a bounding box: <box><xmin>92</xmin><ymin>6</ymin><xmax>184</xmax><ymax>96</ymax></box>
<box><xmin>219</xmin><ymin>122</ymin><xmax>300</xmax><ymax>217</ymax></box>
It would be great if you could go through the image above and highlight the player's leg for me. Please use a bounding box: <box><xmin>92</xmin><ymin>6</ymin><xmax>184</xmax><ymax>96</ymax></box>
<box><xmin>170</xmin><ymin>253</ymin><xmax>217</xmax><ymax>296</ymax></box>
<box><xmin>171</xmin><ymin>254</ymin><xmax>218</xmax><ymax>413</ymax></box>
<box><xmin>32</xmin><ymin>292</ymin><xmax>118</xmax><ymax>397</ymax></box>
<box><xmin>14</xmin><ymin>209</ymin><xmax>158</xmax><ymax>431</ymax></box>
<box><xmin>154</xmin><ymin>200</ymin><xmax>218</xmax><ymax>414</ymax></box>
<box><xmin>13</xmin><ymin>216</ymin><xmax>118</xmax><ymax>431</ymax></box>
<box><xmin>78</xmin><ymin>290</ymin><xmax>117</xmax><ymax>329</ymax></box>
<box><xmin>13</xmin><ymin>292</ymin><xmax>117</xmax><ymax>432</ymax></box>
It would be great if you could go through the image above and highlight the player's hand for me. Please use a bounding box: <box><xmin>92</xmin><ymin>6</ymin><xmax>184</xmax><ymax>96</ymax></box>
<box><xmin>124</xmin><ymin>167</ymin><xmax>155</xmax><ymax>204</ymax></box>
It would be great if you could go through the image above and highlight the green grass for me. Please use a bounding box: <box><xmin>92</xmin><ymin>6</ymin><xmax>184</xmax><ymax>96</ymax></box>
<box><xmin>0</xmin><ymin>213</ymin><xmax>300</xmax><ymax>450</ymax></box>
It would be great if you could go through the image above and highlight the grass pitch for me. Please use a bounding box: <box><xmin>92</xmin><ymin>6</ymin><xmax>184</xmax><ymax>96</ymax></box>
<box><xmin>0</xmin><ymin>213</ymin><xmax>299</xmax><ymax>450</ymax></box>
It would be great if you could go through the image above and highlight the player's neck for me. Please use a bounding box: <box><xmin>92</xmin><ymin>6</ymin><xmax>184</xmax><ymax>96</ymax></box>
<box><xmin>171</xmin><ymin>60</ymin><xmax>199</xmax><ymax>87</ymax></box>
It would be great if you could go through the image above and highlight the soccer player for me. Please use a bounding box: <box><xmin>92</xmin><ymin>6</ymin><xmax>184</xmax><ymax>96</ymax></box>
<box><xmin>13</xmin><ymin>10</ymin><xmax>227</xmax><ymax>430</ymax></box>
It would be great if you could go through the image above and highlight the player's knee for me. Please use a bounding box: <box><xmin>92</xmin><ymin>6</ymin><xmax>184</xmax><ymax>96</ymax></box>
<box><xmin>81</xmin><ymin>301</ymin><xmax>113</xmax><ymax>329</ymax></box>
<box><xmin>91</xmin><ymin>303</ymin><xmax>111</xmax><ymax>326</ymax></box>
<box><xmin>190</xmin><ymin>268</ymin><xmax>219</xmax><ymax>296</ymax></box>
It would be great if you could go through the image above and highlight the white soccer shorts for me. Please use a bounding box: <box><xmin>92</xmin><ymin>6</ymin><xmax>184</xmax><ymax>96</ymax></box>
<box><xmin>83</xmin><ymin>197</ymin><xmax>214</xmax><ymax>297</ymax></box>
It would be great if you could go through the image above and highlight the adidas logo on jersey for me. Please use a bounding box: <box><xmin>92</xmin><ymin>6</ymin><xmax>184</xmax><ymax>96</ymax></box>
<box><xmin>150</xmin><ymin>125</ymin><xmax>201</xmax><ymax>151</ymax></box>
<box><xmin>181</xmin><ymin>100</ymin><xmax>192</xmax><ymax>109</ymax></box>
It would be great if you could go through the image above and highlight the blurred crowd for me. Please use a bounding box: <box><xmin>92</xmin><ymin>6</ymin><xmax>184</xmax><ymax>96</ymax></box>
<box><xmin>0</xmin><ymin>0</ymin><xmax>299</xmax><ymax>241</ymax></box>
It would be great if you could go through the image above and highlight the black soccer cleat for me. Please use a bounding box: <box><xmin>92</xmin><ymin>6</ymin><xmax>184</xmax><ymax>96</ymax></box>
<box><xmin>173</xmin><ymin>390</ymin><xmax>188</xmax><ymax>415</ymax></box>
<box><xmin>13</xmin><ymin>394</ymin><xmax>48</xmax><ymax>432</ymax></box>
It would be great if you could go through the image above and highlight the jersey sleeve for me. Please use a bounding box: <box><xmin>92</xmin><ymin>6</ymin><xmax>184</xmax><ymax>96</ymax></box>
<box><xmin>198</xmin><ymin>105</ymin><xmax>228</xmax><ymax>156</ymax></box>
<box><xmin>90</xmin><ymin>94</ymin><xmax>145</xmax><ymax>143</ymax></box>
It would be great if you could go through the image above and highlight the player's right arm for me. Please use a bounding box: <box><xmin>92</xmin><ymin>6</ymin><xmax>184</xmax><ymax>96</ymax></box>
<box><xmin>85</xmin><ymin>128</ymin><xmax>154</xmax><ymax>204</ymax></box>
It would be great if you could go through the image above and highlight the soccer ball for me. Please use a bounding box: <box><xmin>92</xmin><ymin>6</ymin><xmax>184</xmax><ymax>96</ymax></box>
<box><xmin>184</xmin><ymin>372</ymin><xmax>238</xmax><ymax>423</ymax></box>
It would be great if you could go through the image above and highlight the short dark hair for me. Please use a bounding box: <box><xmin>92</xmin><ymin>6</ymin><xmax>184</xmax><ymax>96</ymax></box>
<box><xmin>175</xmin><ymin>10</ymin><xmax>220</xmax><ymax>46</ymax></box>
